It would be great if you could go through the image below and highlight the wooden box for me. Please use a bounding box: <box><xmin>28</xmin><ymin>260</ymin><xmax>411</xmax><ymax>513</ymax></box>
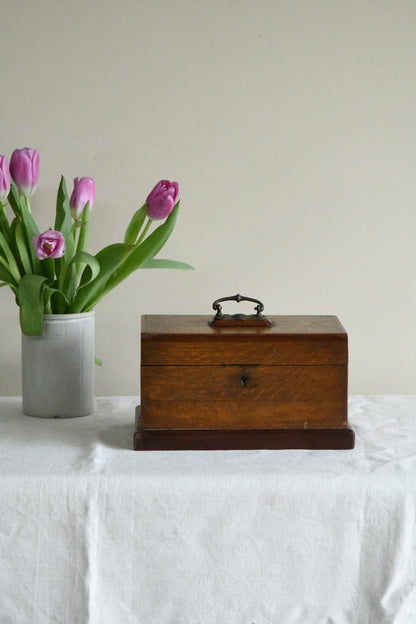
<box><xmin>134</xmin><ymin>301</ymin><xmax>354</xmax><ymax>450</ymax></box>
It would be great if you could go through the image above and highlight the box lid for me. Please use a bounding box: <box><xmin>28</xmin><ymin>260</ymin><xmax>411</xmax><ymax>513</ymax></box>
<box><xmin>141</xmin><ymin>315</ymin><xmax>348</xmax><ymax>366</ymax></box>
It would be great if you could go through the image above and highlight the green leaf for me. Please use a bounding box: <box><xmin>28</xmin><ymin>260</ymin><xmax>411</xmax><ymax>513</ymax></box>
<box><xmin>70</xmin><ymin>250</ymin><xmax>100</xmax><ymax>283</ymax></box>
<box><xmin>0</xmin><ymin>204</ymin><xmax>11</xmax><ymax>239</ymax></box>
<box><xmin>7</xmin><ymin>182</ymin><xmax>22</xmax><ymax>218</ymax></box>
<box><xmin>19</xmin><ymin>196</ymin><xmax>41</xmax><ymax>274</ymax></box>
<box><xmin>95</xmin><ymin>356</ymin><xmax>103</xmax><ymax>366</ymax></box>
<box><xmin>54</xmin><ymin>177</ymin><xmax>75</xmax><ymax>288</ymax></box>
<box><xmin>43</xmin><ymin>284</ymin><xmax>65</xmax><ymax>311</ymax></box>
<box><xmin>50</xmin><ymin>290</ymin><xmax>69</xmax><ymax>314</ymax></box>
<box><xmin>0</xmin><ymin>230</ymin><xmax>21</xmax><ymax>282</ymax></box>
<box><xmin>123</xmin><ymin>204</ymin><xmax>147</xmax><ymax>245</ymax></box>
<box><xmin>66</xmin><ymin>250</ymin><xmax>100</xmax><ymax>299</ymax></box>
<box><xmin>18</xmin><ymin>274</ymin><xmax>48</xmax><ymax>335</ymax></box>
<box><xmin>104</xmin><ymin>201</ymin><xmax>181</xmax><ymax>294</ymax></box>
<box><xmin>0</xmin><ymin>259</ymin><xmax>18</xmax><ymax>288</ymax></box>
<box><xmin>69</xmin><ymin>243</ymin><xmax>131</xmax><ymax>312</ymax></box>
<box><xmin>62</xmin><ymin>263</ymin><xmax>77</xmax><ymax>305</ymax></box>
<box><xmin>54</xmin><ymin>176</ymin><xmax>73</xmax><ymax>241</ymax></box>
<box><xmin>140</xmin><ymin>258</ymin><xmax>194</xmax><ymax>270</ymax></box>
<box><xmin>14</xmin><ymin>222</ymin><xmax>33</xmax><ymax>275</ymax></box>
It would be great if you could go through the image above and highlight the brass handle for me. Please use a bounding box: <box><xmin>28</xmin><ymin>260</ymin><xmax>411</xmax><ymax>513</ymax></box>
<box><xmin>212</xmin><ymin>294</ymin><xmax>264</xmax><ymax>319</ymax></box>
<box><xmin>210</xmin><ymin>294</ymin><xmax>273</xmax><ymax>327</ymax></box>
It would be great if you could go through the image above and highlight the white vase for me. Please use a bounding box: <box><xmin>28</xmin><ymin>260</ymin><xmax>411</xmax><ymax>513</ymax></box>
<box><xmin>21</xmin><ymin>312</ymin><xmax>95</xmax><ymax>418</ymax></box>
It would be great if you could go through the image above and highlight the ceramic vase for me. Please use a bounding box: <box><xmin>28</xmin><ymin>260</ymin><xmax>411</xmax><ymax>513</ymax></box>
<box><xmin>21</xmin><ymin>312</ymin><xmax>95</xmax><ymax>418</ymax></box>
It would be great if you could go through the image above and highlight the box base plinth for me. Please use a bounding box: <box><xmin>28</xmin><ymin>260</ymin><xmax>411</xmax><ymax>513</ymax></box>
<box><xmin>134</xmin><ymin>407</ymin><xmax>355</xmax><ymax>451</ymax></box>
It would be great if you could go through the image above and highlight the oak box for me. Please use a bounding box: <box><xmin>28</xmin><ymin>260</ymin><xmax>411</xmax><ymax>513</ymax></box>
<box><xmin>135</xmin><ymin>298</ymin><xmax>354</xmax><ymax>450</ymax></box>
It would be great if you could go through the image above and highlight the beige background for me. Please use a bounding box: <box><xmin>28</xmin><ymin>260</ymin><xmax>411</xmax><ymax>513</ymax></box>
<box><xmin>1</xmin><ymin>0</ymin><xmax>415</xmax><ymax>396</ymax></box>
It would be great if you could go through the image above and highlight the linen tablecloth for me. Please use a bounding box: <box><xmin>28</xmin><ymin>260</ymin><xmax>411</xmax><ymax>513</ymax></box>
<box><xmin>0</xmin><ymin>395</ymin><xmax>415</xmax><ymax>624</ymax></box>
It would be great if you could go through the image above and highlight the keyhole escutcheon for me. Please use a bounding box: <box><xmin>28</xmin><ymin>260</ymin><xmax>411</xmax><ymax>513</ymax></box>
<box><xmin>240</xmin><ymin>375</ymin><xmax>248</xmax><ymax>387</ymax></box>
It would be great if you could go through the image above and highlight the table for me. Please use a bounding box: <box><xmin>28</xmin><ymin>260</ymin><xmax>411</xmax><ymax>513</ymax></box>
<box><xmin>1</xmin><ymin>396</ymin><xmax>415</xmax><ymax>624</ymax></box>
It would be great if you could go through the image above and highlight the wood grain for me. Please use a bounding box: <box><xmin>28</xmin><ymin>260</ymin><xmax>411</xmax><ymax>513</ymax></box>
<box><xmin>141</xmin><ymin>315</ymin><xmax>348</xmax><ymax>366</ymax></box>
<box><xmin>141</xmin><ymin>365</ymin><xmax>347</xmax><ymax>429</ymax></box>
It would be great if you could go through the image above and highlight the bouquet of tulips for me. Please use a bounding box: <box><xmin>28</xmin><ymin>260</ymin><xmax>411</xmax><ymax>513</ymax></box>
<box><xmin>0</xmin><ymin>148</ymin><xmax>192</xmax><ymax>336</ymax></box>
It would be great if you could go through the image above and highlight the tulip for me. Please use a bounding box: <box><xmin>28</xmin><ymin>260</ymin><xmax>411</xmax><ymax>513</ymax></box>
<box><xmin>0</xmin><ymin>155</ymin><xmax>10</xmax><ymax>203</ymax></box>
<box><xmin>9</xmin><ymin>148</ymin><xmax>39</xmax><ymax>197</ymax></box>
<box><xmin>32</xmin><ymin>230</ymin><xmax>65</xmax><ymax>259</ymax></box>
<box><xmin>70</xmin><ymin>177</ymin><xmax>95</xmax><ymax>220</ymax></box>
<box><xmin>146</xmin><ymin>179</ymin><xmax>180</xmax><ymax>220</ymax></box>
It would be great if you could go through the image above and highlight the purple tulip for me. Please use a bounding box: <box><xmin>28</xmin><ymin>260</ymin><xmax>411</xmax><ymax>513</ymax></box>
<box><xmin>9</xmin><ymin>148</ymin><xmax>39</xmax><ymax>198</ymax></box>
<box><xmin>70</xmin><ymin>177</ymin><xmax>95</xmax><ymax>220</ymax></box>
<box><xmin>32</xmin><ymin>230</ymin><xmax>66</xmax><ymax>259</ymax></box>
<box><xmin>146</xmin><ymin>180</ymin><xmax>180</xmax><ymax>220</ymax></box>
<box><xmin>0</xmin><ymin>155</ymin><xmax>10</xmax><ymax>203</ymax></box>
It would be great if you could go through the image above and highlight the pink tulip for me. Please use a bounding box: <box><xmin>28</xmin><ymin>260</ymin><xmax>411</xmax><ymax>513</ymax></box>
<box><xmin>0</xmin><ymin>155</ymin><xmax>10</xmax><ymax>203</ymax></box>
<box><xmin>146</xmin><ymin>180</ymin><xmax>180</xmax><ymax>220</ymax></box>
<box><xmin>70</xmin><ymin>177</ymin><xmax>95</xmax><ymax>220</ymax></box>
<box><xmin>9</xmin><ymin>148</ymin><xmax>39</xmax><ymax>197</ymax></box>
<box><xmin>32</xmin><ymin>230</ymin><xmax>65</xmax><ymax>259</ymax></box>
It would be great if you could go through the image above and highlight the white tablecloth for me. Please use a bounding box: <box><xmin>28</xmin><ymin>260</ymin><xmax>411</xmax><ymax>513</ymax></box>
<box><xmin>0</xmin><ymin>396</ymin><xmax>415</xmax><ymax>624</ymax></box>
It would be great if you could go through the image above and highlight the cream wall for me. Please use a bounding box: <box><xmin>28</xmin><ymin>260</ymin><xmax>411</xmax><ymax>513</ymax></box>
<box><xmin>1</xmin><ymin>0</ymin><xmax>416</xmax><ymax>395</ymax></box>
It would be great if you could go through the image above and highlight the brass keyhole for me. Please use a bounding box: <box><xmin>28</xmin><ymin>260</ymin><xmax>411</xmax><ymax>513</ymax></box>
<box><xmin>240</xmin><ymin>375</ymin><xmax>248</xmax><ymax>387</ymax></box>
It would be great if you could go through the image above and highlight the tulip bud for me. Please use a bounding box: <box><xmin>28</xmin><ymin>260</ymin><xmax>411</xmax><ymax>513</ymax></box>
<box><xmin>146</xmin><ymin>180</ymin><xmax>180</xmax><ymax>220</ymax></box>
<box><xmin>70</xmin><ymin>177</ymin><xmax>95</xmax><ymax>220</ymax></box>
<box><xmin>0</xmin><ymin>155</ymin><xmax>10</xmax><ymax>203</ymax></box>
<box><xmin>32</xmin><ymin>230</ymin><xmax>66</xmax><ymax>259</ymax></box>
<box><xmin>9</xmin><ymin>148</ymin><xmax>39</xmax><ymax>198</ymax></box>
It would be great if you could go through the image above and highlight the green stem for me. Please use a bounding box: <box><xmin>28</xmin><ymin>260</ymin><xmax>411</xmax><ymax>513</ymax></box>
<box><xmin>75</xmin><ymin>204</ymin><xmax>90</xmax><ymax>282</ymax></box>
<box><xmin>135</xmin><ymin>218</ymin><xmax>152</xmax><ymax>246</ymax></box>
<box><xmin>76</xmin><ymin>205</ymin><xmax>90</xmax><ymax>253</ymax></box>
<box><xmin>24</xmin><ymin>195</ymin><xmax>32</xmax><ymax>215</ymax></box>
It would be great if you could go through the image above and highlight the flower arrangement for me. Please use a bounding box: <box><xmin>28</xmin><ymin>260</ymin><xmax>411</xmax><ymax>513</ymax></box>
<box><xmin>0</xmin><ymin>148</ymin><xmax>192</xmax><ymax>336</ymax></box>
